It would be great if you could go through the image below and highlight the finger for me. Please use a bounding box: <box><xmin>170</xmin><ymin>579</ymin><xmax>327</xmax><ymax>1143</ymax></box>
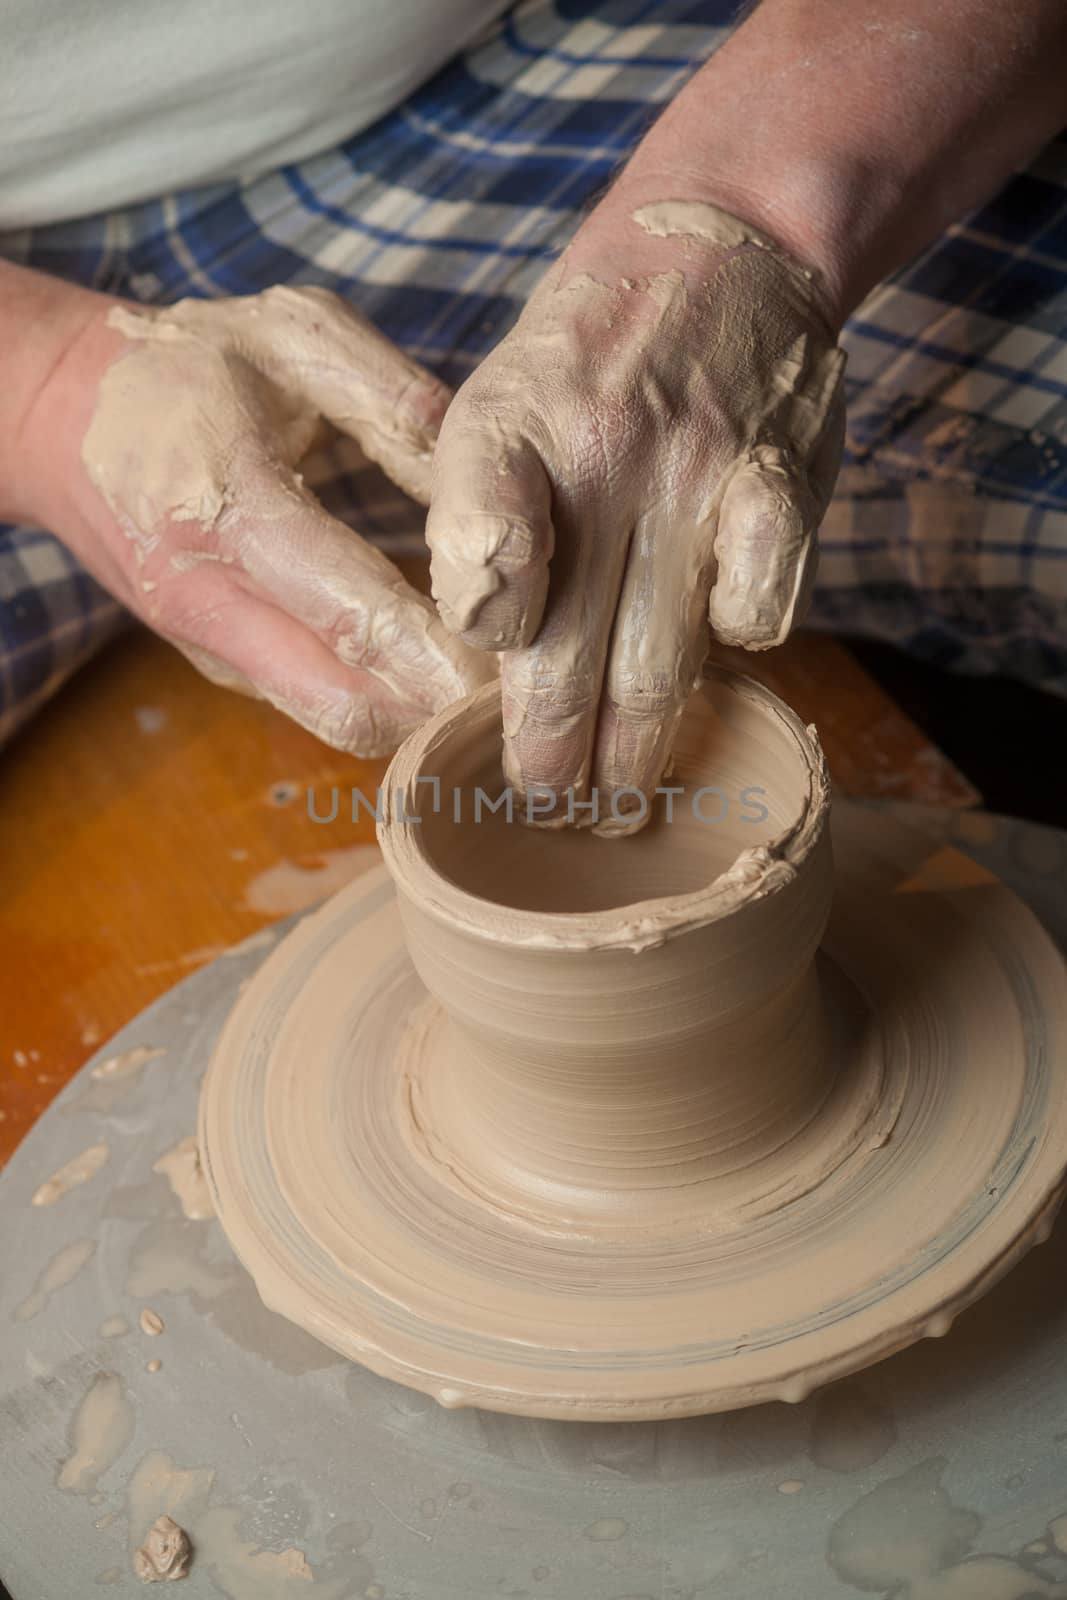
<box><xmin>708</xmin><ymin>447</ymin><xmax>817</xmax><ymax>650</ymax></box>
<box><xmin>591</xmin><ymin>516</ymin><xmax>715</xmax><ymax>834</ymax></box>
<box><xmin>174</xmin><ymin>287</ymin><xmax>451</xmax><ymax>503</ymax></box>
<box><xmin>499</xmin><ymin>499</ymin><xmax>630</xmax><ymax>818</ymax></box>
<box><xmin>256</xmin><ymin>286</ymin><xmax>451</xmax><ymax>503</ymax></box>
<box><xmin>162</xmin><ymin>568</ymin><xmax>434</xmax><ymax>756</ymax></box>
<box><xmin>213</xmin><ymin>449</ymin><xmax>495</xmax><ymax>717</ymax></box>
<box><xmin>427</xmin><ymin>418</ymin><xmax>554</xmax><ymax>651</ymax></box>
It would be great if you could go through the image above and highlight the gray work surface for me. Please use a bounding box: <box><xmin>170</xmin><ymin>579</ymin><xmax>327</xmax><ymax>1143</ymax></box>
<box><xmin>2</xmin><ymin>803</ymin><xmax>1066</xmax><ymax>1600</ymax></box>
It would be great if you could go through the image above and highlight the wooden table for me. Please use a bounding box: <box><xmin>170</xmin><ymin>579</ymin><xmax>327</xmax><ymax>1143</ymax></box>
<box><xmin>0</xmin><ymin>626</ymin><xmax>977</xmax><ymax>1164</ymax></box>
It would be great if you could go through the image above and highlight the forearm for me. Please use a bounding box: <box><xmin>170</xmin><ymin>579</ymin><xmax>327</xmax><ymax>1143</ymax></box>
<box><xmin>586</xmin><ymin>0</ymin><xmax>1067</xmax><ymax>323</ymax></box>
<box><xmin>0</xmin><ymin>260</ymin><xmax>119</xmax><ymax>524</ymax></box>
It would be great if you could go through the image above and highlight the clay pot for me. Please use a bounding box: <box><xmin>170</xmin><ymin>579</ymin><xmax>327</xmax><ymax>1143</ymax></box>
<box><xmin>378</xmin><ymin>667</ymin><xmax>836</xmax><ymax>1223</ymax></box>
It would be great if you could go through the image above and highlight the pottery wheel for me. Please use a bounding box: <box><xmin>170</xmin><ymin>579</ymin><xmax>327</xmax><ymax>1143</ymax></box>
<box><xmin>4</xmin><ymin>805</ymin><xmax>1067</xmax><ymax>1600</ymax></box>
<box><xmin>198</xmin><ymin>804</ymin><xmax>1067</xmax><ymax>1423</ymax></box>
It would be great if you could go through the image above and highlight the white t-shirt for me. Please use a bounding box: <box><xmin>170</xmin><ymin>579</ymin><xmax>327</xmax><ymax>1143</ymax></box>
<box><xmin>0</xmin><ymin>0</ymin><xmax>510</xmax><ymax>229</ymax></box>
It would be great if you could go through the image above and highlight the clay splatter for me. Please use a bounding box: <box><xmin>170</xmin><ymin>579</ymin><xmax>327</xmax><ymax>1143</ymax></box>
<box><xmin>90</xmin><ymin>1045</ymin><xmax>165</xmax><ymax>1083</ymax></box>
<box><xmin>126</xmin><ymin>1451</ymin><xmax>214</xmax><ymax>1552</ymax></box>
<box><xmin>828</xmin><ymin>1459</ymin><xmax>1067</xmax><ymax>1598</ymax></box>
<box><xmin>584</xmin><ymin>1517</ymin><xmax>628</xmax><ymax>1541</ymax></box>
<box><xmin>134</xmin><ymin>706</ymin><xmax>168</xmax><ymax>736</ymax></box>
<box><xmin>13</xmin><ymin>1237</ymin><xmax>96</xmax><ymax>1322</ymax></box>
<box><xmin>57</xmin><ymin>1373</ymin><xmax>135</xmax><ymax>1495</ymax></box>
<box><xmin>133</xmin><ymin>1514</ymin><xmax>192</xmax><ymax>1582</ymax></box>
<box><xmin>33</xmin><ymin>1143</ymin><xmax>110</xmax><ymax>1206</ymax></box>
<box><xmin>266</xmin><ymin>780</ymin><xmax>300</xmax><ymax>807</ymax></box>
<box><xmin>240</xmin><ymin>846</ymin><xmax>379</xmax><ymax>915</ymax></box>
<box><xmin>152</xmin><ymin>1137</ymin><xmax>215</xmax><ymax>1221</ymax></box>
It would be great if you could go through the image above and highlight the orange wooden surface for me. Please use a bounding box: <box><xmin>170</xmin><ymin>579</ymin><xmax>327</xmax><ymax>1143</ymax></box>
<box><xmin>0</xmin><ymin>624</ymin><xmax>976</xmax><ymax>1164</ymax></box>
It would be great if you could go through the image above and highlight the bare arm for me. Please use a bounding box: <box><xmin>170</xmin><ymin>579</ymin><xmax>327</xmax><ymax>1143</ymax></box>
<box><xmin>0</xmin><ymin>261</ymin><xmax>109</xmax><ymax>527</ymax></box>
<box><xmin>587</xmin><ymin>0</ymin><xmax>1067</xmax><ymax>320</ymax></box>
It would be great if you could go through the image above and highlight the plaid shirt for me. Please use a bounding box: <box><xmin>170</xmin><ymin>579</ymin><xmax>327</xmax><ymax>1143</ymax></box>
<box><xmin>2</xmin><ymin>0</ymin><xmax>1065</xmax><ymax>745</ymax></box>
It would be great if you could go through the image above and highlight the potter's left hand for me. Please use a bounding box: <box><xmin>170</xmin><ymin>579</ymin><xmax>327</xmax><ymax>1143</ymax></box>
<box><xmin>427</xmin><ymin>201</ymin><xmax>845</xmax><ymax>826</ymax></box>
<box><xmin>0</xmin><ymin>271</ymin><xmax>494</xmax><ymax>758</ymax></box>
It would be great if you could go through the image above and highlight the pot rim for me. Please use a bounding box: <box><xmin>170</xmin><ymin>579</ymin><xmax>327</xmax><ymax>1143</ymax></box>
<box><xmin>378</xmin><ymin>664</ymin><xmax>830</xmax><ymax>953</ymax></box>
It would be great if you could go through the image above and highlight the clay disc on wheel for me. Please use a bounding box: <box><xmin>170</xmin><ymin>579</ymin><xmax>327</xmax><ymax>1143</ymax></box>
<box><xmin>199</xmin><ymin>807</ymin><xmax>1067</xmax><ymax>1421</ymax></box>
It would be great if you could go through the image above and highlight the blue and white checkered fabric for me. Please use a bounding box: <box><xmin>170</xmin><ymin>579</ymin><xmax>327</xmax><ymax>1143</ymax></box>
<box><xmin>2</xmin><ymin>0</ymin><xmax>1065</xmax><ymax>745</ymax></box>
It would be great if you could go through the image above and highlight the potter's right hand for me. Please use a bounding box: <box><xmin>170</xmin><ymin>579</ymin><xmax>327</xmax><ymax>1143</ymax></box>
<box><xmin>3</xmin><ymin>271</ymin><xmax>491</xmax><ymax>756</ymax></box>
<box><xmin>427</xmin><ymin>201</ymin><xmax>845</xmax><ymax>829</ymax></box>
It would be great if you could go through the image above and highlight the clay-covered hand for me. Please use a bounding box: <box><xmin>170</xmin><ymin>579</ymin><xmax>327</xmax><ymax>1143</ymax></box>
<box><xmin>50</xmin><ymin>286</ymin><xmax>492</xmax><ymax>755</ymax></box>
<box><xmin>427</xmin><ymin>202</ymin><xmax>845</xmax><ymax>826</ymax></box>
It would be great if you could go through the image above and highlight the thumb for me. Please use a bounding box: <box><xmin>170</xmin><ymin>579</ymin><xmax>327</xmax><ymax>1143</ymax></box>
<box><xmin>709</xmin><ymin>447</ymin><xmax>818</xmax><ymax>650</ymax></box>
<box><xmin>427</xmin><ymin>415</ymin><xmax>554</xmax><ymax>652</ymax></box>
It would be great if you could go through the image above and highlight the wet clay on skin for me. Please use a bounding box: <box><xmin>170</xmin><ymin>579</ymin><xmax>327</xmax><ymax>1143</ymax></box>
<box><xmin>80</xmin><ymin>288</ymin><xmax>492</xmax><ymax>757</ymax></box>
<box><xmin>427</xmin><ymin>201</ymin><xmax>844</xmax><ymax>819</ymax></box>
<box><xmin>200</xmin><ymin>670</ymin><xmax>1067</xmax><ymax>1420</ymax></box>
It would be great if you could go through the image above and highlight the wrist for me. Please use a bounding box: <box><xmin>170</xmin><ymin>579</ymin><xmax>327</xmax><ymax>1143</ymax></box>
<box><xmin>0</xmin><ymin>264</ymin><xmax>124</xmax><ymax>527</ymax></box>
<box><xmin>607</xmin><ymin>150</ymin><xmax>871</xmax><ymax>329</ymax></box>
<box><xmin>566</xmin><ymin>167</ymin><xmax>848</xmax><ymax>334</ymax></box>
